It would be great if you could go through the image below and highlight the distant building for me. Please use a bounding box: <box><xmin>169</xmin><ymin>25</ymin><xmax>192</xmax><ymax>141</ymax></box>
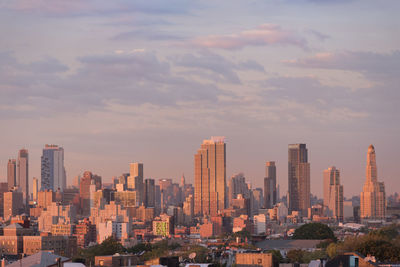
<box><xmin>17</xmin><ymin>149</ymin><xmax>29</xmax><ymax>209</ymax></box>
<box><xmin>128</xmin><ymin>162</ymin><xmax>144</xmax><ymax>205</ymax></box>
<box><xmin>32</xmin><ymin>177</ymin><xmax>38</xmax><ymax>202</ymax></box>
<box><xmin>288</xmin><ymin>143</ymin><xmax>310</xmax><ymax>216</ymax></box>
<box><xmin>194</xmin><ymin>137</ymin><xmax>226</xmax><ymax>216</ymax></box>
<box><xmin>7</xmin><ymin>159</ymin><xmax>17</xmax><ymax>190</ymax></box>
<box><xmin>253</xmin><ymin>213</ymin><xmax>267</xmax><ymax>234</ymax></box>
<box><xmin>229</xmin><ymin>173</ymin><xmax>249</xmax><ymax>207</ymax></box>
<box><xmin>144</xmin><ymin>178</ymin><xmax>155</xmax><ymax>208</ymax></box>
<box><xmin>80</xmin><ymin>171</ymin><xmax>102</xmax><ymax>216</ymax></box>
<box><xmin>4</xmin><ymin>191</ymin><xmax>24</xmax><ymax>219</ymax></box>
<box><xmin>264</xmin><ymin>161</ymin><xmax>277</xmax><ymax>209</ymax></box>
<box><xmin>360</xmin><ymin>145</ymin><xmax>386</xmax><ymax>219</ymax></box>
<box><xmin>41</xmin><ymin>145</ymin><xmax>66</xmax><ymax>192</ymax></box>
<box><xmin>236</xmin><ymin>252</ymin><xmax>273</xmax><ymax>267</ymax></box>
<box><xmin>153</xmin><ymin>214</ymin><xmax>173</xmax><ymax>237</ymax></box>
<box><xmin>323</xmin><ymin>166</ymin><xmax>344</xmax><ymax>221</ymax></box>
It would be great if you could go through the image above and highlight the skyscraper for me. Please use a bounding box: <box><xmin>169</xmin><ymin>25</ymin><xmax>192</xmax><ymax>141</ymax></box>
<box><xmin>288</xmin><ymin>144</ymin><xmax>310</xmax><ymax>216</ymax></box>
<box><xmin>128</xmin><ymin>162</ymin><xmax>144</xmax><ymax>205</ymax></box>
<box><xmin>228</xmin><ymin>173</ymin><xmax>249</xmax><ymax>207</ymax></box>
<box><xmin>194</xmin><ymin>136</ymin><xmax>226</xmax><ymax>216</ymax></box>
<box><xmin>7</xmin><ymin>159</ymin><xmax>16</xmax><ymax>190</ymax></box>
<box><xmin>41</xmin><ymin>145</ymin><xmax>66</xmax><ymax>192</ymax></box>
<box><xmin>17</xmin><ymin>149</ymin><xmax>29</xmax><ymax>208</ymax></box>
<box><xmin>323</xmin><ymin>166</ymin><xmax>343</xmax><ymax>221</ymax></box>
<box><xmin>360</xmin><ymin>145</ymin><xmax>386</xmax><ymax>219</ymax></box>
<box><xmin>32</xmin><ymin>177</ymin><xmax>38</xmax><ymax>202</ymax></box>
<box><xmin>264</xmin><ymin>161</ymin><xmax>277</xmax><ymax>209</ymax></box>
<box><xmin>144</xmin><ymin>179</ymin><xmax>155</xmax><ymax>208</ymax></box>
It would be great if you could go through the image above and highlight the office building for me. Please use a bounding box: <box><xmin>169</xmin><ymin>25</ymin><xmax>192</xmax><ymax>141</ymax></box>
<box><xmin>229</xmin><ymin>173</ymin><xmax>250</xmax><ymax>207</ymax></box>
<box><xmin>17</xmin><ymin>149</ymin><xmax>29</xmax><ymax>208</ymax></box>
<box><xmin>288</xmin><ymin>143</ymin><xmax>310</xmax><ymax>216</ymax></box>
<box><xmin>194</xmin><ymin>136</ymin><xmax>226</xmax><ymax>216</ymax></box>
<box><xmin>32</xmin><ymin>177</ymin><xmax>38</xmax><ymax>202</ymax></box>
<box><xmin>128</xmin><ymin>162</ymin><xmax>144</xmax><ymax>205</ymax></box>
<box><xmin>4</xmin><ymin>191</ymin><xmax>24</xmax><ymax>219</ymax></box>
<box><xmin>264</xmin><ymin>161</ymin><xmax>277</xmax><ymax>209</ymax></box>
<box><xmin>360</xmin><ymin>145</ymin><xmax>386</xmax><ymax>219</ymax></box>
<box><xmin>323</xmin><ymin>166</ymin><xmax>343</xmax><ymax>221</ymax></box>
<box><xmin>144</xmin><ymin>179</ymin><xmax>155</xmax><ymax>208</ymax></box>
<box><xmin>41</xmin><ymin>145</ymin><xmax>66</xmax><ymax>192</ymax></box>
<box><xmin>7</xmin><ymin>159</ymin><xmax>17</xmax><ymax>190</ymax></box>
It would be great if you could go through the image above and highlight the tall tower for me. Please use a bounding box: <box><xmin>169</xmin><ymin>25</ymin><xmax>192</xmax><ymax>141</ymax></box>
<box><xmin>41</xmin><ymin>145</ymin><xmax>66</xmax><ymax>192</ymax></box>
<box><xmin>264</xmin><ymin>161</ymin><xmax>277</xmax><ymax>209</ymax></box>
<box><xmin>17</xmin><ymin>149</ymin><xmax>29</xmax><ymax>208</ymax></box>
<box><xmin>144</xmin><ymin>179</ymin><xmax>155</xmax><ymax>207</ymax></box>
<box><xmin>360</xmin><ymin>145</ymin><xmax>386</xmax><ymax>219</ymax></box>
<box><xmin>7</xmin><ymin>159</ymin><xmax>17</xmax><ymax>190</ymax></box>
<box><xmin>194</xmin><ymin>136</ymin><xmax>226</xmax><ymax>216</ymax></box>
<box><xmin>288</xmin><ymin>144</ymin><xmax>310</xmax><ymax>216</ymax></box>
<box><xmin>228</xmin><ymin>173</ymin><xmax>249</xmax><ymax>207</ymax></box>
<box><xmin>128</xmin><ymin>162</ymin><xmax>144</xmax><ymax>205</ymax></box>
<box><xmin>323</xmin><ymin>166</ymin><xmax>343</xmax><ymax>221</ymax></box>
<box><xmin>32</xmin><ymin>177</ymin><xmax>38</xmax><ymax>202</ymax></box>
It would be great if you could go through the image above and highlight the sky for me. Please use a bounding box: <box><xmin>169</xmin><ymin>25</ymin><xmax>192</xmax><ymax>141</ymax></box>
<box><xmin>0</xmin><ymin>0</ymin><xmax>399</xmax><ymax>198</ymax></box>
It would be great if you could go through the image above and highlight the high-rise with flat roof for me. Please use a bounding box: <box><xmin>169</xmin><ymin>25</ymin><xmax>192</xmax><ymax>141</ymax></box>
<box><xmin>288</xmin><ymin>143</ymin><xmax>310</xmax><ymax>216</ymax></box>
<box><xmin>144</xmin><ymin>179</ymin><xmax>155</xmax><ymax>208</ymax></box>
<box><xmin>41</xmin><ymin>145</ymin><xmax>66</xmax><ymax>192</ymax></box>
<box><xmin>17</xmin><ymin>149</ymin><xmax>29</xmax><ymax>208</ymax></box>
<box><xmin>7</xmin><ymin>159</ymin><xmax>16</xmax><ymax>191</ymax></box>
<box><xmin>360</xmin><ymin>145</ymin><xmax>386</xmax><ymax>219</ymax></box>
<box><xmin>128</xmin><ymin>162</ymin><xmax>144</xmax><ymax>205</ymax></box>
<box><xmin>264</xmin><ymin>161</ymin><xmax>277</xmax><ymax>209</ymax></box>
<box><xmin>194</xmin><ymin>136</ymin><xmax>226</xmax><ymax>216</ymax></box>
<box><xmin>323</xmin><ymin>166</ymin><xmax>343</xmax><ymax>221</ymax></box>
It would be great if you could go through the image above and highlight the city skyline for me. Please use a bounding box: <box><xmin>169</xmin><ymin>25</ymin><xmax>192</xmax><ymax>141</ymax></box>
<box><xmin>0</xmin><ymin>141</ymin><xmax>396</xmax><ymax>199</ymax></box>
<box><xmin>0</xmin><ymin>0</ymin><xmax>399</xmax><ymax>198</ymax></box>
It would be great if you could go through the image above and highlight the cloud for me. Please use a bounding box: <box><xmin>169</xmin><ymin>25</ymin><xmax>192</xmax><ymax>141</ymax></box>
<box><xmin>187</xmin><ymin>24</ymin><xmax>307</xmax><ymax>50</ymax></box>
<box><xmin>284</xmin><ymin>50</ymin><xmax>400</xmax><ymax>78</ymax></box>
<box><xmin>172</xmin><ymin>51</ymin><xmax>265</xmax><ymax>84</ymax></box>
<box><xmin>0</xmin><ymin>51</ymin><xmax>227</xmax><ymax>119</ymax></box>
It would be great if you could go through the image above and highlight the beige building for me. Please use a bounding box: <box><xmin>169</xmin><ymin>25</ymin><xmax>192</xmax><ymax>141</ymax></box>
<box><xmin>288</xmin><ymin>144</ymin><xmax>310</xmax><ymax>216</ymax></box>
<box><xmin>236</xmin><ymin>252</ymin><xmax>273</xmax><ymax>267</ymax></box>
<box><xmin>323</xmin><ymin>166</ymin><xmax>344</xmax><ymax>221</ymax></box>
<box><xmin>360</xmin><ymin>145</ymin><xmax>386</xmax><ymax>219</ymax></box>
<box><xmin>194</xmin><ymin>136</ymin><xmax>226</xmax><ymax>216</ymax></box>
<box><xmin>38</xmin><ymin>202</ymin><xmax>76</xmax><ymax>232</ymax></box>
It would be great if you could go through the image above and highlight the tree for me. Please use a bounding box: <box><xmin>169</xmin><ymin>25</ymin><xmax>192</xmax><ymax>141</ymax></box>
<box><xmin>286</xmin><ymin>249</ymin><xmax>304</xmax><ymax>263</ymax></box>
<box><xmin>292</xmin><ymin>223</ymin><xmax>336</xmax><ymax>241</ymax></box>
<box><xmin>73</xmin><ymin>237</ymin><xmax>126</xmax><ymax>265</ymax></box>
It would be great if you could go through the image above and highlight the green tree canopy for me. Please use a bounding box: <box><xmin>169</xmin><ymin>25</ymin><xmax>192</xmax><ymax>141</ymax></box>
<box><xmin>292</xmin><ymin>223</ymin><xmax>336</xmax><ymax>241</ymax></box>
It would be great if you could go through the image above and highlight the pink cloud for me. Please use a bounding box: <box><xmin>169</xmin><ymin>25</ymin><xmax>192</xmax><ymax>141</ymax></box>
<box><xmin>188</xmin><ymin>24</ymin><xmax>307</xmax><ymax>50</ymax></box>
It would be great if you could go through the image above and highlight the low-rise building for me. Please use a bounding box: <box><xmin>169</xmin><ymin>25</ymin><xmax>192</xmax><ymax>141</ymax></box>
<box><xmin>236</xmin><ymin>252</ymin><xmax>273</xmax><ymax>267</ymax></box>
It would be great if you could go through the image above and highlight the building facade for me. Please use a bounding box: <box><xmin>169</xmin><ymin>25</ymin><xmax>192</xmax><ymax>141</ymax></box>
<box><xmin>264</xmin><ymin>161</ymin><xmax>277</xmax><ymax>209</ymax></box>
<box><xmin>360</xmin><ymin>145</ymin><xmax>386</xmax><ymax>219</ymax></box>
<box><xmin>17</xmin><ymin>149</ymin><xmax>29</xmax><ymax>209</ymax></box>
<box><xmin>7</xmin><ymin>159</ymin><xmax>17</xmax><ymax>191</ymax></box>
<box><xmin>41</xmin><ymin>145</ymin><xmax>66</xmax><ymax>192</ymax></box>
<box><xmin>323</xmin><ymin>166</ymin><xmax>344</xmax><ymax>221</ymax></box>
<box><xmin>194</xmin><ymin>136</ymin><xmax>226</xmax><ymax>216</ymax></box>
<box><xmin>288</xmin><ymin>143</ymin><xmax>310</xmax><ymax>216</ymax></box>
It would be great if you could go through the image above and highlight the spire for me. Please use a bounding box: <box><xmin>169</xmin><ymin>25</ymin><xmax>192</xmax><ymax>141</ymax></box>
<box><xmin>181</xmin><ymin>173</ymin><xmax>185</xmax><ymax>187</ymax></box>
